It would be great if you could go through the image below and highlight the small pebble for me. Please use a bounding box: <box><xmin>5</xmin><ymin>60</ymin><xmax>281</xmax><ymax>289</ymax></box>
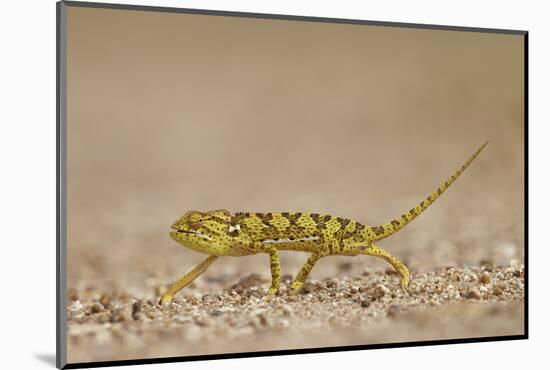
<box><xmin>257</xmin><ymin>313</ymin><xmax>268</xmax><ymax>326</ymax></box>
<box><xmin>480</xmin><ymin>272</ymin><xmax>491</xmax><ymax>284</ymax></box>
<box><xmin>325</xmin><ymin>279</ymin><xmax>337</xmax><ymax>288</ymax></box>
<box><xmin>301</xmin><ymin>283</ymin><xmax>314</xmax><ymax>293</ymax></box>
<box><xmin>465</xmin><ymin>288</ymin><xmax>482</xmax><ymax>300</ymax></box>
<box><xmin>99</xmin><ymin>294</ymin><xmax>112</xmax><ymax>307</ymax></box>
<box><xmin>67</xmin><ymin>289</ymin><xmax>78</xmax><ymax>301</ymax></box>
<box><xmin>90</xmin><ymin>302</ymin><xmax>104</xmax><ymax>314</ymax></box>
<box><xmin>360</xmin><ymin>299</ymin><xmax>371</xmax><ymax>308</ymax></box>
<box><xmin>372</xmin><ymin>284</ymin><xmax>390</xmax><ymax>299</ymax></box>
<box><xmin>111</xmin><ymin>302</ymin><xmax>134</xmax><ymax>322</ymax></box>
<box><xmin>70</xmin><ymin>300</ymin><xmax>84</xmax><ymax>312</ymax></box>
<box><xmin>281</xmin><ymin>274</ymin><xmax>293</xmax><ymax>283</ymax></box>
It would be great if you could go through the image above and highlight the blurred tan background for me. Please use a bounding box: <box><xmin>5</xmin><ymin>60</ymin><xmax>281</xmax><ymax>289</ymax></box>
<box><xmin>66</xmin><ymin>5</ymin><xmax>524</xmax><ymax>362</ymax></box>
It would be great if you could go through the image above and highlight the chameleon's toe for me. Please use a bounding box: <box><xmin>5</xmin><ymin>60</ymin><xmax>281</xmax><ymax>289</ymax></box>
<box><xmin>399</xmin><ymin>275</ymin><xmax>411</xmax><ymax>292</ymax></box>
<box><xmin>289</xmin><ymin>281</ymin><xmax>303</xmax><ymax>295</ymax></box>
<box><xmin>159</xmin><ymin>293</ymin><xmax>174</xmax><ymax>305</ymax></box>
<box><xmin>263</xmin><ymin>287</ymin><xmax>279</xmax><ymax>301</ymax></box>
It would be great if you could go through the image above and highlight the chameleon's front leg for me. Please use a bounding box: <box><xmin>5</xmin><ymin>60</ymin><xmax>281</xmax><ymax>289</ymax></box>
<box><xmin>159</xmin><ymin>255</ymin><xmax>218</xmax><ymax>304</ymax></box>
<box><xmin>267</xmin><ymin>247</ymin><xmax>282</xmax><ymax>296</ymax></box>
<box><xmin>257</xmin><ymin>245</ymin><xmax>281</xmax><ymax>297</ymax></box>
<box><xmin>362</xmin><ymin>244</ymin><xmax>410</xmax><ymax>290</ymax></box>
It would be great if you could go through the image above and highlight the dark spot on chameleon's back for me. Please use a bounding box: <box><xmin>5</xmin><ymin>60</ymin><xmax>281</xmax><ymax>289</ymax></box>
<box><xmin>438</xmin><ymin>188</ymin><xmax>443</xmax><ymax>195</ymax></box>
<box><xmin>332</xmin><ymin>220</ymin><xmax>343</xmax><ymax>232</ymax></box>
<box><xmin>341</xmin><ymin>218</ymin><xmax>351</xmax><ymax>229</ymax></box>
<box><xmin>287</xmin><ymin>213</ymin><xmax>302</xmax><ymax>225</ymax></box>
<box><xmin>281</xmin><ymin>212</ymin><xmax>290</xmax><ymax>218</ymax></box>
<box><xmin>310</xmin><ymin>213</ymin><xmax>320</xmax><ymax>223</ymax></box>
<box><xmin>233</xmin><ymin>212</ymin><xmax>252</xmax><ymax>225</ymax></box>
<box><xmin>391</xmin><ymin>220</ymin><xmax>400</xmax><ymax>228</ymax></box>
<box><xmin>322</xmin><ymin>215</ymin><xmax>332</xmax><ymax>223</ymax></box>
<box><xmin>373</xmin><ymin>226</ymin><xmax>385</xmax><ymax>235</ymax></box>
<box><xmin>409</xmin><ymin>208</ymin><xmax>416</xmax><ymax>216</ymax></box>
<box><xmin>258</xmin><ymin>213</ymin><xmax>273</xmax><ymax>225</ymax></box>
<box><xmin>420</xmin><ymin>201</ymin><xmax>425</xmax><ymax>208</ymax></box>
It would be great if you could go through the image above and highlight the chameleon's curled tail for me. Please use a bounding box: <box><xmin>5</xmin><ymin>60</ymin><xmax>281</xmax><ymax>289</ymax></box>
<box><xmin>367</xmin><ymin>141</ymin><xmax>489</xmax><ymax>242</ymax></box>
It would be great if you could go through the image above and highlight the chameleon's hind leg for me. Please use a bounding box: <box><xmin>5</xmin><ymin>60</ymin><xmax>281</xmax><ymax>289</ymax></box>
<box><xmin>159</xmin><ymin>255</ymin><xmax>218</xmax><ymax>304</ymax></box>
<box><xmin>361</xmin><ymin>244</ymin><xmax>410</xmax><ymax>290</ymax></box>
<box><xmin>289</xmin><ymin>253</ymin><xmax>324</xmax><ymax>294</ymax></box>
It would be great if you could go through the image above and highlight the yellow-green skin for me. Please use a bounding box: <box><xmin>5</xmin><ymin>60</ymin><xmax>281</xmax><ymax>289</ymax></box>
<box><xmin>160</xmin><ymin>142</ymin><xmax>488</xmax><ymax>304</ymax></box>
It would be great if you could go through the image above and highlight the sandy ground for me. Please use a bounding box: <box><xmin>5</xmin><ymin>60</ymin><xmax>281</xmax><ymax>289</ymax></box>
<box><xmin>64</xmin><ymin>6</ymin><xmax>525</xmax><ymax>365</ymax></box>
<box><xmin>67</xmin><ymin>264</ymin><xmax>524</xmax><ymax>363</ymax></box>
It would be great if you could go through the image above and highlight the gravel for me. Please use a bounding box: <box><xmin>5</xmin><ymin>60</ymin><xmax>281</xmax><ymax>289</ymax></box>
<box><xmin>67</xmin><ymin>262</ymin><xmax>524</xmax><ymax>363</ymax></box>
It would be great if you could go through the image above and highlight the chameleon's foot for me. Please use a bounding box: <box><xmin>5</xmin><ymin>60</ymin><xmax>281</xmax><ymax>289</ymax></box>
<box><xmin>288</xmin><ymin>288</ymin><xmax>300</xmax><ymax>296</ymax></box>
<box><xmin>362</xmin><ymin>244</ymin><xmax>410</xmax><ymax>293</ymax></box>
<box><xmin>288</xmin><ymin>281</ymin><xmax>303</xmax><ymax>295</ymax></box>
<box><xmin>263</xmin><ymin>287</ymin><xmax>279</xmax><ymax>301</ymax></box>
<box><xmin>400</xmin><ymin>275</ymin><xmax>411</xmax><ymax>292</ymax></box>
<box><xmin>159</xmin><ymin>293</ymin><xmax>174</xmax><ymax>305</ymax></box>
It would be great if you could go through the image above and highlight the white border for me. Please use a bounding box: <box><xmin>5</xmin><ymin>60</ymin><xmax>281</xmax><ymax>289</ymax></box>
<box><xmin>2</xmin><ymin>1</ymin><xmax>547</xmax><ymax>369</ymax></box>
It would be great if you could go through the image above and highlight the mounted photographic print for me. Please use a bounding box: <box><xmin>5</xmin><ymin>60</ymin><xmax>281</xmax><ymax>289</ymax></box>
<box><xmin>57</xmin><ymin>1</ymin><xmax>527</xmax><ymax>368</ymax></box>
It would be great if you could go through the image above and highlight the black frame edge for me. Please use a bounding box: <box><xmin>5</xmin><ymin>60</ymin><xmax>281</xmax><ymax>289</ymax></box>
<box><xmin>523</xmin><ymin>32</ymin><xmax>529</xmax><ymax>339</ymax></box>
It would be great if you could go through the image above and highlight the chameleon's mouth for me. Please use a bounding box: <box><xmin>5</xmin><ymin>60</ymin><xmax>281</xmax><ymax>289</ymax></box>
<box><xmin>171</xmin><ymin>227</ymin><xmax>213</xmax><ymax>241</ymax></box>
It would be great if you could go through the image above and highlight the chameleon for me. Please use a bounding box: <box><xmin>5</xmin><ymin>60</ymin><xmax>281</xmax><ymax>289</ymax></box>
<box><xmin>159</xmin><ymin>141</ymin><xmax>488</xmax><ymax>304</ymax></box>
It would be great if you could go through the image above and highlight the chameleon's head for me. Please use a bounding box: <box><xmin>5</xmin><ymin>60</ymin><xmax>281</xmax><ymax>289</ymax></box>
<box><xmin>169</xmin><ymin>209</ymin><xmax>234</xmax><ymax>254</ymax></box>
